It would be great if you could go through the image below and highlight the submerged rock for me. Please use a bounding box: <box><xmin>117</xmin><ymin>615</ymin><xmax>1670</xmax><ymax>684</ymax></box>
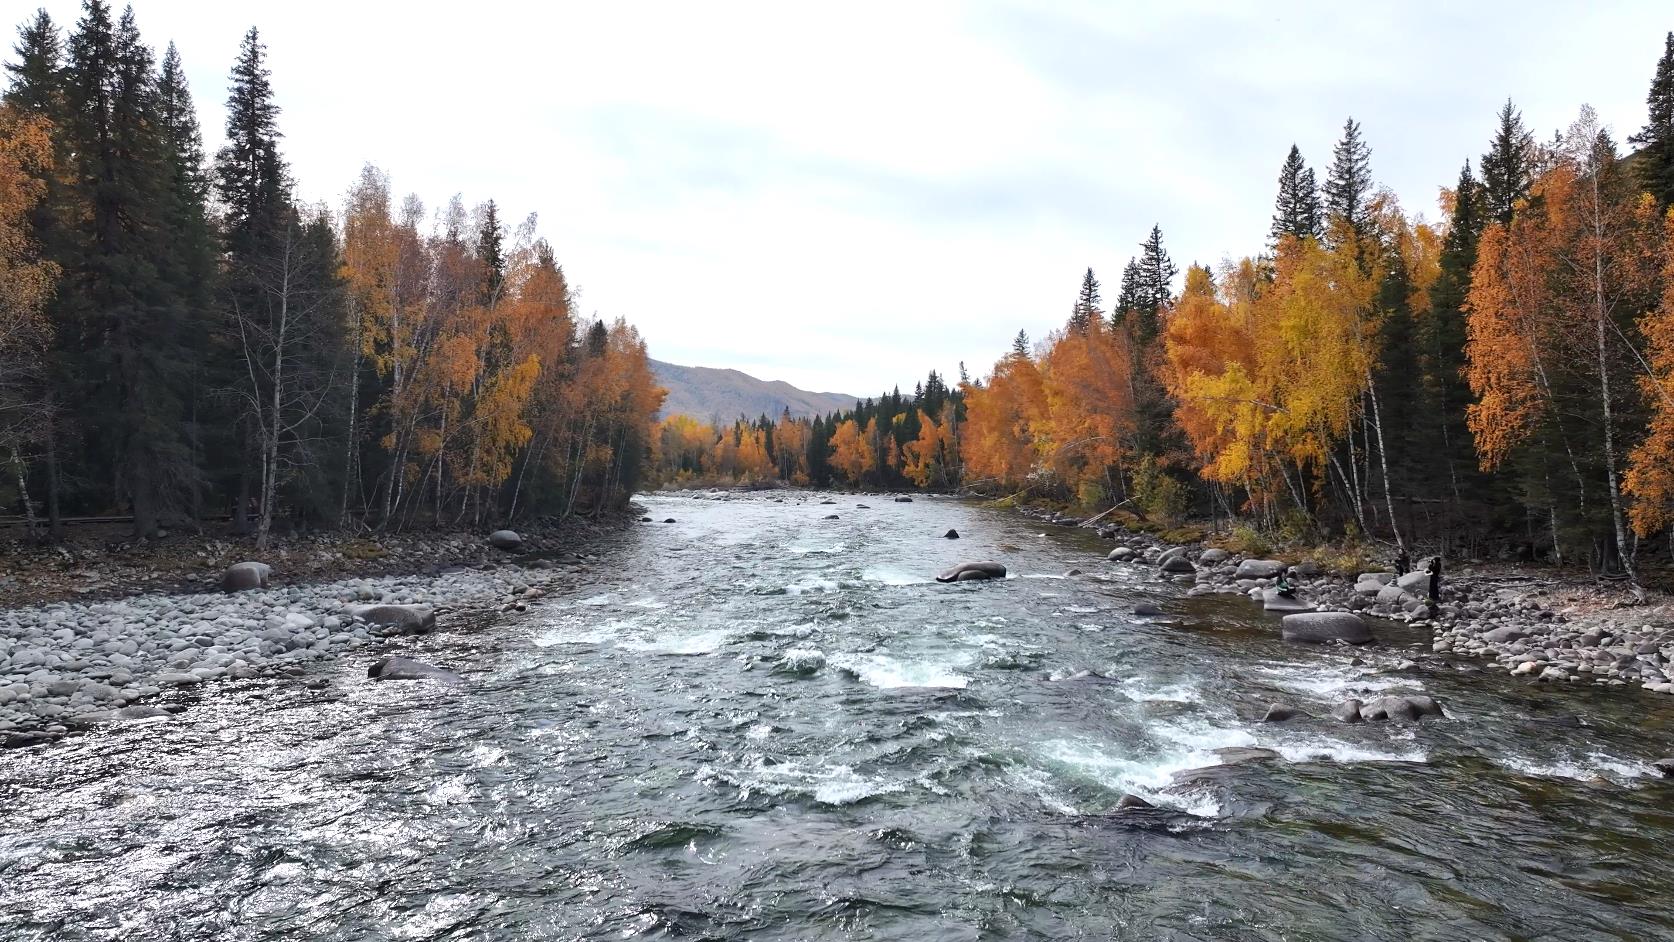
<box><xmin>1133</xmin><ymin>603</ymin><xmax>1164</xmax><ymax>617</ymax></box>
<box><xmin>487</xmin><ymin>529</ymin><xmax>523</xmax><ymax>551</ymax></box>
<box><xmin>1280</xmin><ymin>611</ymin><xmax>1374</xmax><ymax>645</ymax></box>
<box><xmin>937</xmin><ymin>561</ymin><xmax>1007</xmax><ymax>583</ymax></box>
<box><xmin>367</xmin><ymin>656</ymin><xmax>464</xmax><ymax>685</ymax></box>
<box><xmin>222</xmin><ymin>561</ymin><xmax>271</xmax><ymax>592</ymax></box>
<box><xmin>1261</xmin><ymin>703</ymin><xmax>1305</xmax><ymax>723</ymax></box>
<box><xmin>1653</xmin><ymin>757</ymin><xmax>1674</xmax><ymax>778</ymax></box>
<box><xmin>943</xmin><ymin>529</ymin><xmax>960</xmax><ymax>539</ymax></box>
<box><xmin>1115</xmin><ymin>793</ymin><xmax>1154</xmax><ymax>810</ymax></box>
<box><xmin>894</xmin><ymin>496</ymin><xmax>914</xmax><ymax>503</ymax></box>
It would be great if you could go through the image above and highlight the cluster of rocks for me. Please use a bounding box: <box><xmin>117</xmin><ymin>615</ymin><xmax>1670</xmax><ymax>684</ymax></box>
<box><xmin>0</xmin><ymin>533</ymin><xmax>577</xmax><ymax>747</ymax></box>
<box><xmin>1084</xmin><ymin>522</ymin><xmax>1674</xmax><ymax>699</ymax></box>
<box><xmin>1262</xmin><ymin>694</ymin><xmax>1444</xmax><ymax>725</ymax></box>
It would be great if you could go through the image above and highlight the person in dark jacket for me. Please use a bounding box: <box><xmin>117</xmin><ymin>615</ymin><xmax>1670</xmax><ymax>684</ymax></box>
<box><xmin>1426</xmin><ymin>556</ymin><xmax>1442</xmax><ymax>616</ymax></box>
<box><xmin>1276</xmin><ymin>567</ymin><xmax>1298</xmax><ymax>600</ymax></box>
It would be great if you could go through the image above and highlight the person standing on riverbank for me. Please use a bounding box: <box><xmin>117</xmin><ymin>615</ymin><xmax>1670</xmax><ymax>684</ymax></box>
<box><xmin>1427</xmin><ymin>556</ymin><xmax>1442</xmax><ymax>617</ymax></box>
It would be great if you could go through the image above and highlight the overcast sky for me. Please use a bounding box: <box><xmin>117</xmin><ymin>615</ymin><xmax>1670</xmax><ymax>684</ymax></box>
<box><xmin>19</xmin><ymin>1</ymin><xmax>1672</xmax><ymax>397</ymax></box>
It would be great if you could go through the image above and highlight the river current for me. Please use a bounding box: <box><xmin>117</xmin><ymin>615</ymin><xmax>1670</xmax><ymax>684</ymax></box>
<box><xmin>4</xmin><ymin>492</ymin><xmax>1674</xmax><ymax>941</ymax></box>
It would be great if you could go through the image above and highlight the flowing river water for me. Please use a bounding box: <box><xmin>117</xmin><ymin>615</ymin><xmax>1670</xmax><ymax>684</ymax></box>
<box><xmin>4</xmin><ymin>492</ymin><xmax>1674</xmax><ymax>941</ymax></box>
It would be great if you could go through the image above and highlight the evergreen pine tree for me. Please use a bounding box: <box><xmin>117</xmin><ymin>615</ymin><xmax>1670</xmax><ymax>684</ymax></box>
<box><xmin>477</xmin><ymin>198</ymin><xmax>504</xmax><ymax>306</ymax></box>
<box><xmin>4</xmin><ymin>9</ymin><xmax>61</xmax><ymax>115</ymax></box>
<box><xmin>216</xmin><ymin>27</ymin><xmax>287</xmax><ymax>257</ymax></box>
<box><xmin>1069</xmin><ymin>266</ymin><xmax>1100</xmax><ymax>333</ymax></box>
<box><xmin>1132</xmin><ymin>225</ymin><xmax>1177</xmax><ymax>343</ymax></box>
<box><xmin>1323</xmin><ymin>118</ymin><xmax>1373</xmax><ymax>251</ymax></box>
<box><xmin>1270</xmin><ymin>144</ymin><xmax>1322</xmax><ymax>244</ymax></box>
<box><xmin>1112</xmin><ymin>258</ymin><xmax>1141</xmax><ymax>329</ymax></box>
<box><xmin>1425</xmin><ymin>161</ymin><xmax>1488</xmax><ymax>530</ymax></box>
<box><xmin>1481</xmin><ymin>100</ymin><xmax>1534</xmax><ymax>226</ymax></box>
<box><xmin>1011</xmin><ymin>329</ymin><xmax>1029</xmax><ymax>358</ymax></box>
<box><xmin>1630</xmin><ymin>31</ymin><xmax>1674</xmax><ymax>205</ymax></box>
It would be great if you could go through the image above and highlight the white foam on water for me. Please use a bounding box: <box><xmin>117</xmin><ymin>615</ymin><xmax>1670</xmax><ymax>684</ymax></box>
<box><xmin>1272</xmin><ymin>738</ymin><xmax>1427</xmax><ymax>764</ymax></box>
<box><xmin>1496</xmin><ymin>751</ymin><xmax>1655</xmax><ymax>783</ymax></box>
<box><xmin>625</xmin><ymin>597</ymin><xmax>666</xmax><ymax>610</ymax></box>
<box><xmin>1118</xmin><ymin>677</ymin><xmax>1205</xmax><ymax>704</ymax></box>
<box><xmin>697</xmin><ymin>759</ymin><xmax>904</xmax><ymax>806</ymax></box>
<box><xmin>1039</xmin><ymin>738</ymin><xmax>1224</xmax><ymax>817</ymax></box>
<box><xmin>745</xmin><ymin>723</ymin><xmax>775</xmax><ymax>741</ymax></box>
<box><xmin>861</xmin><ymin>567</ymin><xmax>931</xmax><ymax>586</ymax></box>
<box><xmin>789</xmin><ymin>542</ymin><xmax>847</xmax><ymax>556</ymax></box>
<box><xmin>423</xmin><ymin>776</ymin><xmax>473</xmax><ymax>806</ymax></box>
<box><xmin>533</xmin><ymin>617</ymin><xmax>630</xmax><ymax>646</ymax></box>
<box><xmin>1252</xmin><ymin>664</ymin><xmax>1415</xmax><ymax>700</ymax></box>
<box><xmin>778</xmin><ymin>647</ymin><xmax>827</xmax><ymax>672</ymax></box>
<box><xmin>1062</xmin><ymin>606</ymin><xmax>1100</xmax><ymax>615</ymax></box>
<box><xmin>468</xmin><ymin>744</ymin><xmax>506</xmax><ymax>767</ymax></box>
<box><xmin>785</xmin><ymin>576</ymin><xmax>841</xmax><ymax>595</ymax></box>
<box><xmin>575</xmin><ymin>593</ymin><xmax>613</xmax><ymax>607</ymax></box>
<box><xmin>828</xmin><ymin>652</ymin><xmax>971</xmax><ymax>689</ymax></box>
<box><xmin>619</xmin><ymin>627</ymin><xmax>733</xmax><ymax>655</ymax></box>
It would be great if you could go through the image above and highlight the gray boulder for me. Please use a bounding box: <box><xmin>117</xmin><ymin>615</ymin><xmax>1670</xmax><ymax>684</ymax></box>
<box><xmin>1481</xmin><ymin>626</ymin><xmax>1527</xmax><ymax>643</ymax></box>
<box><xmin>937</xmin><ymin>561</ymin><xmax>1007</xmax><ymax>583</ymax></box>
<box><xmin>1160</xmin><ymin>556</ymin><xmax>1196</xmax><ymax>574</ymax></box>
<box><xmin>1396</xmin><ymin>570</ymin><xmax>1431</xmax><ymax>593</ymax></box>
<box><xmin>1357</xmin><ymin>571</ymin><xmax>1396</xmax><ymax>586</ymax></box>
<box><xmin>351</xmin><ymin>604</ymin><xmax>437</xmax><ymax>635</ymax></box>
<box><xmin>943</xmin><ymin>529</ymin><xmax>960</xmax><ymax>539</ymax></box>
<box><xmin>1235</xmin><ymin>558</ymin><xmax>1286</xmax><ymax>580</ymax></box>
<box><xmin>368</xmin><ymin>656</ymin><xmax>465</xmax><ymax>685</ymax></box>
<box><xmin>1198</xmin><ymin>548</ymin><xmax>1230</xmax><ymax>564</ymax></box>
<box><xmin>1331</xmin><ymin>699</ymin><xmax>1364</xmax><ymax>723</ymax></box>
<box><xmin>1115</xmin><ymin>793</ymin><xmax>1154</xmax><ymax>810</ymax></box>
<box><xmin>1157</xmin><ymin>546</ymin><xmax>1188</xmax><ymax>566</ymax></box>
<box><xmin>1294</xmin><ymin>560</ymin><xmax>1322</xmax><ymax>577</ymax></box>
<box><xmin>894</xmin><ymin>496</ymin><xmax>914</xmax><ymax>503</ymax></box>
<box><xmin>1280</xmin><ymin>611</ymin><xmax>1374</xmax><ymax>645</ymax></box>
<box><xmin>488</xmin><ymin>529</ymin><xmax>523</xmax><ymax>551</ymax></box>
<box><xmin>1360</xmin><ymin>694</ymin><xmax>1443</xmax><ymax>723</ymax></box>
<box><xmin>115</xmin><ymin>705</ymin><xmax>173</xmax><ymax>721</ymax></box>
<box><xmin>1107</xmin><ymin>547</ymin><xmax>1135</xmax><ymax>561</ymax></box>
<box><xmin>222</xmin><ymin>561</ymin><xmax>272</xmax><ymax>592</ymax></box>
<box><xmin>1133</xmin><ymin>603</ymin><xmax>1164</xmax><ymax>617</ymax></box>
<box><xmin>1376</xmin><ymin>584</ymin><xmax>1416</xmax><ymax>606</ymax></box>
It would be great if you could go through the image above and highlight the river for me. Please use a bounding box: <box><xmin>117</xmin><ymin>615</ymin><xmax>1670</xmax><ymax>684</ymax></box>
<box><xmin>4</xmin><ymin>492</ymin><xmax>1674</xmax><ymax>941</ymax></box>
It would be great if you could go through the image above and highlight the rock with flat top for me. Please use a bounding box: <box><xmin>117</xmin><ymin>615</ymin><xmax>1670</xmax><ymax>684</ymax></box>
<box><xmin>368</xmin><ymin>656</ymin><xmax>464</xmax><ymax>685</ymax></box>
<box><xmin>1262</xmin><ymin>588</ymin><xmax>1316</xmax><ymax>614</ymax></box>
<box><xmin>1280</xmin><ymin>611</ymin><xmax>1374</xmax><ymax>645</ymax></box>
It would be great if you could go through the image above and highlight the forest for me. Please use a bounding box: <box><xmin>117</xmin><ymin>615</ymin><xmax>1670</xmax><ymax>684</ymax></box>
<box><xmin>649</xmin><ymin>32</ymin><xmax>1674</xmax><ymax>585</ymax></box>
<box><xmin>0</xmin><ymin>2</ymin><xmax>665</xmax><ymax>549</ymax></box>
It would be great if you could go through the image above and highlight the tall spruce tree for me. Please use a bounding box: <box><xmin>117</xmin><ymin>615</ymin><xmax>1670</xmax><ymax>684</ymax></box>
<box><xmin>1323</xmin><ymin>118</ymin><xmax>1373</xmax><ymax>251</ymax></box>
<box><xmin>1270</xmin><ymin>144</ymin><xmax>1322</xmax><ymax>244</ymax></box>
<box><xmin>477</xmin><ymin>198</ymin><xmax>504</xmax><ymax>306</ymax></box>
<box><xmin>1630</xmin><ymin>31</ymin><xmax>1674</xmax><ymax>205</ymax></box>
<box><xmin>1112</xmin><ymin>258</ymin><xmax>1141</xmax><ymax>329</ymax></box>
<box><xmin>1011</xmin><ymin>329</ymin><xmax>1029</xmax><ymax>358</ymax></box>
<box><xmin>1069</xmin><ymin>267</ymin><xmax>1100</xmax><ymax>333</ymax></box>
<box><xmin>1481</xmin><ymin>100</ymin><xmax>1534</xmax><ymax>226</ymax></box>
<box><xmin>1133</xmin><ymin>225</ymin><xmax>1177</xmax><ymax>341</ymax></box>
<box><xmin>5</xmin><ymin>9</ymin><xmax>60</xmax><ymax>115</ymax></box>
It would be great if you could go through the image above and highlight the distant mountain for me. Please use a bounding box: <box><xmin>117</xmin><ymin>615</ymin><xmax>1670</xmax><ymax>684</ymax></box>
<box><xmin>651</xmin><ymin>359</ymin><xmax>859</xmax><ymax>421</ymax></box>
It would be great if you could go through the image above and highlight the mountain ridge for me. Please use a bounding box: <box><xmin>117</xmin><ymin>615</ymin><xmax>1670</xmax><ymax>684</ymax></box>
<box><xmin>651</xmin><ymin>359</ymin><xmax>859</xmax><ymax>422</ymax></box>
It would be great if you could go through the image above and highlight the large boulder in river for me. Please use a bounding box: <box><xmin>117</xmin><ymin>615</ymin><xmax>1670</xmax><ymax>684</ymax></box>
<box><xmin>368</xmin><ymin>656</ymin><xmax>464</xmax><ymax>685</ymax></box>
<box><xmin>1198</xmin><ymin>548</ymin><xmax>1230</xmax><ymax>564</ymax></box>
<box><xmin>1357</xmin><ymin>571</ymin><xmax>1396</xmax><ymax>587</ymax></box>
<box><xmin>351</xmin><ymin>604</ymin><xmax>437</xmax><ymax>635</ymax></box>
<box><xmin>1280</xmin><ymin>611</ymin><xmax>1374</xmax><ymax>645</ymax></box>
<box><xmin>1376</xmin><ymin>584</ymin><xmax>1417</xmax><ymax>606</ymax></box>
<box><xmin>1261</xmin><ymin>588</ymin><xmax>1316</xmax><ymax>614</ymax></box>
<box><xmin>1235</xmin><ymin>558</ymin><xmax>1286</xmax><ymax>580</ymax></box>
<box><xmin>1157</xmin><ymin>546</ymin><xmax>1187</xmax><ymax>566</ymax></box>
<box><xmin>222</xmin><ymin>561</ymin><xmax>272</xmax><ymax>592</ymax></box>
<box><xmin>1107</xmin><ymin>547</ymin><xmax>1135</xmax><ymax>561</ymax></box>
<box><xmin>1261</xmin><ymin>703</ymin><xmax>1305</xmax><ymax>723</ymax></box>
<box><xmin>488</xmin><ymin>529</ymin><xmax>523</xmax><ymax>551</ymax></box>
<box><xmin>1159</xmin><ymin>555</ymin><xmax>1196</xmax><ymax>574</ymax></box>
<box><xmin>937</xmin><ymin>561</ymin><xmax>1006</xmax><ymax>583</ymax></box>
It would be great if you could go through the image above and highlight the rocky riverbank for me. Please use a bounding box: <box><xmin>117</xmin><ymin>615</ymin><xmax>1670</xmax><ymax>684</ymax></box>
<box><xmin>1013</xmin><ymin>504</ymin><xmax>1674</xmax><ymax>700</ymax></box>
<box><xmin>0</xmin><ymin>515</ymin><xmax>631</xmax><ymax>748</ymax></box>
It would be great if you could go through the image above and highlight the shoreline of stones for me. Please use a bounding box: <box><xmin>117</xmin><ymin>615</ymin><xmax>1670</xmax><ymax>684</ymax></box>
<box><xmin>1015</xmin><ymin>505</ymin><xmax>1674</xmax><ymax>702</ymax></box>
<box><xmin>0</xmin><ymin>529</ymin><xmax>598</xmax><ymax>749</ymax></box>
